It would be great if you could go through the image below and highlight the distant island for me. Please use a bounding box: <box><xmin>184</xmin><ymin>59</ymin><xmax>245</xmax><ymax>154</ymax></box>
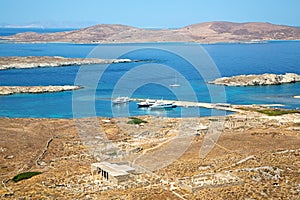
<box><xmin>209</xmin><ymin>73</ymin><xmax>300</xmax><ymax>86</ymax></box>
<box><xmin>1</xmin><ymin>21</ymin><xmax>300</xmax><ymax>44</ymax></box>
<box><xmin>0</xmin><ymin>56</ymin><xmax>133</xmax><ymax>70</ymax></box>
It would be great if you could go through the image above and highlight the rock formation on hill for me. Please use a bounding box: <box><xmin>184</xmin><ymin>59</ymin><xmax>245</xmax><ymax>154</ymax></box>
<box><xmin>1</xmin><ymin>21</ymin><xmax>300</xmax><ymax>43</ymax></box>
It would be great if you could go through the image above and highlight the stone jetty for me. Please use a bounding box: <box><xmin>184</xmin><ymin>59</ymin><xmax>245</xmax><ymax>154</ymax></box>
<box><xmin>209</xmin><ymin>73</ymin><xmax>300</xmax><ymax>86</ymax></box>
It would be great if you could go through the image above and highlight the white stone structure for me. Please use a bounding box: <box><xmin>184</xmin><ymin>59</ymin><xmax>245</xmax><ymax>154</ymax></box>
<box><xmin>91</xmin><ymin>162</ymin><xmax>135</xmax><ymax>184</ymax></box>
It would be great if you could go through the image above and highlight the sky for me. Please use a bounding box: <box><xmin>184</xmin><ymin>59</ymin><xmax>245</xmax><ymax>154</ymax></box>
<box><xmin>1</xmin><ymin>0</ymin><xmax>300</xmax><ymax>28</ymax></box>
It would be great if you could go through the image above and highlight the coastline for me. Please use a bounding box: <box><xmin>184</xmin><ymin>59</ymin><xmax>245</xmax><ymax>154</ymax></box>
<box><xmin>1</xmin><ymin>39</ymin><xmax>300</xmax><ymax>45</ymax></box>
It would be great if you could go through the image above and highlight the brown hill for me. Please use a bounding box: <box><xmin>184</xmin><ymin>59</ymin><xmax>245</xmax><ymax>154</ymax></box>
<box><xmin>177</xmin><ymin>21</ymin><xmax>300</xmax><ymax>42</ymax></box>
<box><xmin>2</xmin><ymin>21</ymin><xmax>300</xmax><ymax>43</ymax></box>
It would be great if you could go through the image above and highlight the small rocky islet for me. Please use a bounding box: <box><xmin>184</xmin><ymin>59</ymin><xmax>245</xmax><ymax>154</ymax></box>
<box><xmin>0</xmin><ymin>56</ymin><xmax>133</xmax><ymax>70</ymax></box>
<box><xmin>0</xmin><ymin>85</ymin><xmax>82</xmax><ymax>95</ymax></box>
<box><xmin>0</xmin><ymin>56</ymin><xmax>134</xmax><ymax>95</ymax></box>
<box><xmin>209</xmin><ymin>73</ymin><xmax>300</xmax><ymax>86</ymax></box>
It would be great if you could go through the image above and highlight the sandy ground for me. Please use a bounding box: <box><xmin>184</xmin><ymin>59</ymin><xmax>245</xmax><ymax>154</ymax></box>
<box><xmin>0</xmin><ymin>111</ymin><xmax>299</xmax><ymax>199</ymax></box>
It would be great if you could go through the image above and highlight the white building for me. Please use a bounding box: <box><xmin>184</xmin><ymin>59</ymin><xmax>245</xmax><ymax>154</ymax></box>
<box><xmin>91</xmin><ymin>162</ymin><xmax>135</xmax><ymax>184</ymax></box>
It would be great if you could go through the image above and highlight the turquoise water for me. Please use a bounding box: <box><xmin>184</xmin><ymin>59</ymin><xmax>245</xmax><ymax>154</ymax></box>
<box><xmin>0</xmin><ymin>35</ymin><xmax>299</xmax><ymax>118</ymax></box>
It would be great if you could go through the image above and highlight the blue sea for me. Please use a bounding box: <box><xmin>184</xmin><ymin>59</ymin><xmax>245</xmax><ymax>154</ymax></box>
<box><xmin>0</xmin><ymin>28</ymin><xmax>299</xmax><ymax>118</ymax></box>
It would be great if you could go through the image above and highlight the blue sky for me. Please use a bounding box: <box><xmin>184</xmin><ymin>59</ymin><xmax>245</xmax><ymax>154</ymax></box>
<box><xmin>1</xmin><ymin>0</ymin><xmax>300</xmax><ymax>28</ymax></box>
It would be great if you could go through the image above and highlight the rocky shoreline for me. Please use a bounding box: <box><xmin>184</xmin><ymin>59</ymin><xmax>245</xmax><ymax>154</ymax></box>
<box><xmin>0</xmin><ymin>56</ymin><xmax>133</xmax><ymax>70</ymax></box>
<box><xmin>209</xmin><ymin>73</ymin><xmax>300</xmax><ymax>86</ymax></box>
<box><xmin>0</xmin><ymin>85</ymin><xmax>82</xmax><ymax>95</ymax></box>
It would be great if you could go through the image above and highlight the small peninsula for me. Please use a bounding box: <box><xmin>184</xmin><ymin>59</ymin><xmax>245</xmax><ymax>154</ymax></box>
<box><xmin>0</xmin><ymin>85</ymin><xmax>82</xmax><ymax>95</ymax></box>
<box><xmin>209</xmin><ymin>73</ymin><xmax>300</xmax><ymax>86</ymax></box>
<box><xmin>0</xmin><ymin>56</ymin><xmax>132</xmax><ymax>70</ymax></box>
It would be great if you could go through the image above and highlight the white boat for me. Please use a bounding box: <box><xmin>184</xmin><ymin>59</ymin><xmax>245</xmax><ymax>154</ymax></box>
<box><xmin>149</xmin><ymin>101</ymin><xmax>176</xmax><ymax>110</ymax></box>
<box><xmin>169</xmin><ymin>73</ymin><xmax>181</xmax><ymax>87</ymax></box>
<box><xmin>137</xmin><ymin>99</ymin><xmax>157</xmax><ymax>107</ymax></box>
<box><xmin>112</xmin><ymin>96</ymin><xmax>130</xmax><ymax>104</ymax></box>
<box><xmin>169</xmin><ymin>83</ymin><xmax>181</xmax><ymax>87</ymax></box>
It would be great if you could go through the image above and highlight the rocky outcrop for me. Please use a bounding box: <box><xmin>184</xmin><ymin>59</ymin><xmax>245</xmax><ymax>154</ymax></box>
<box><xmin>0</xmin><ymin>85</ymin><xmax>82</xmax><ymax>95</ymax></box>
<box><xmin>0</xmin><ymin>56</ymin><xmax>132</xmax><ymax>70</ymax></box>
<box><xmin>1</xmin><ymin>22</ymin><xmax>300</xmax><ymax>44</ymax></box>
<box><xmin>209</xmin><ymin>73</ymin><xmax>300</xmax><ymax>86</ymax></box>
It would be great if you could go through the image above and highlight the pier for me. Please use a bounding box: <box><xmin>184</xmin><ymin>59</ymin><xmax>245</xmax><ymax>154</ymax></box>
<box><xmin>131</xmin><ymin>98</ymin><xmax>284</xmax><ymax>113</ymax></box>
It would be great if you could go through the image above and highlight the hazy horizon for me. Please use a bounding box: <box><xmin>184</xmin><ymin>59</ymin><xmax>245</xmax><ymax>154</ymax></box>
<box><xmin>1</xmin><ymin>0</ymin><xmax>300</xmax><ymax>29</ymax></box>
<box><xmin>1</xmin><ymin>21</ymin><xmax>300</xmax><ymax>30</ymax></box>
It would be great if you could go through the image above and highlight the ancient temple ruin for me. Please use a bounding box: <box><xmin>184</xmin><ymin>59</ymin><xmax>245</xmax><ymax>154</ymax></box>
<box><xmin>91</xmin><ymin>162</ymin><xmax>135</xmax><ymax>184</ymax></box>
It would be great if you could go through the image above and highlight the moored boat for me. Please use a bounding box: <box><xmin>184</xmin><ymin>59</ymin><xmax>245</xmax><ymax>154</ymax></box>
<box><xmin>112</xmin><ymin>96</ymin><xmax>130</xmax><ymax>104</ymax></box>
<box><xmin>149</xmin><ymin>101</ymin><xmax>176</xmax><ymax>110</ymax></box>
<box><xmin>137</xmin><ymin>99</ymin><xmax>157</xmax><ymax>107</ymax></box>
<box><xmin>169</xmin><ymin>83</ymin><xmax>181</xmax><ymax>87</ymax></box>
<box><xmin>169</xmin><ymin>73</ymin><xmax>181</xmax><ymax>87</ymax></box>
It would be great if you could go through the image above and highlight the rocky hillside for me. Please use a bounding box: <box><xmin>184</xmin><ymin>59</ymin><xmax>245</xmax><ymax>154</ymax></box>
<box><xmin>2</xmin><ymin>21</ymin><xmax>300</xmax><ymax>43</ymax></box>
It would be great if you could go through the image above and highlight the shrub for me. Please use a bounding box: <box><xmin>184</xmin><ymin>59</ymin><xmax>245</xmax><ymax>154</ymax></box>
<box><xmin>256</xmin><ymin>109</ymin><xmax>300</xmax><ymax>116</ymax></box>
<box><xmin>127</xmin><ymin>117</ymin><xmax>147</xmax><ymax>124</ymax></box>
<box><xmin>12</xmin><ymin>171</ymin><xmax>42</xmax><ymax>182</ymax></box>
<box><xmin>237</xmin><ymin>106</ymin><xmax>300</xmax><ymax>116</ymax></box>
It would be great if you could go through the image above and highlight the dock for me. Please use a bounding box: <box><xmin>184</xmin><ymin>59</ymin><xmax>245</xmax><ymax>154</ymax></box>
<box><xmin>131</xmin><ymin>98</ymin><xmax>237</xmax><ymax>112</ymax></box>
<box><xmin>105</xmin><ymin>97</ymin><xmax>287</xmax><ymax>113</ymax></box>
<box><xmin>130</xmin><ymin>98</ymin><xmax>285</xmax><ymax>113</ymax></box>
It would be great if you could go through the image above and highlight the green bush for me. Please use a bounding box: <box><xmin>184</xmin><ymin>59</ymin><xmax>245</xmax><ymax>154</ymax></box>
<box><xmin>237</xmin><ymin>106</ymin><xmax>300</xmax><ymax>116</ymax></box>
<box><xmin>256</xmin><ymin>109</ymin><xmax>300</xmax><ymax>116</ymax></box>
<box><xmin>127</xmin><ymin>117</ymin><xmax>147</xmax><ymax>124</ymax></box>
<box><xmin>12</xmin><ymin>171</ymin><xmax>42</xmax><ymax>182</ymax></box>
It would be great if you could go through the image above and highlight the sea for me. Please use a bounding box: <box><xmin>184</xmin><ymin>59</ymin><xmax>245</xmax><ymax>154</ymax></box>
<box><xmin>0</xmin><ymin>28</ymin><xmax>299</xmax><ymax>118</ymax></box>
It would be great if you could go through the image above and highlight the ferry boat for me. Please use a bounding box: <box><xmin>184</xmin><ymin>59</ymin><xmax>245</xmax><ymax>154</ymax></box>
<box><xmin>149</xmin><ymin>102</ymin><xmax>177</xmax><ymax>110</ymax></box>
<box><xmin>137</xmin><ymin>99</ymin><xmax>157</xmax><ymax>107</ymax></box>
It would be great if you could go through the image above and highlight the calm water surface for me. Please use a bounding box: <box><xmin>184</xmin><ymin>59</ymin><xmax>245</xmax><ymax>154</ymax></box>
<box><xmin>0</xmin><ymin>30</ymin><xmax>299</xmax><ymax>118</ymax></box>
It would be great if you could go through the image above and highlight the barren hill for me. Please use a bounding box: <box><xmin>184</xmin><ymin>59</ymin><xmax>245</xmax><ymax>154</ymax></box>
<box><xmin>2</xmin><ymin>21</ymin><xmax>300</xmax><ymax>43</ymax></box>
